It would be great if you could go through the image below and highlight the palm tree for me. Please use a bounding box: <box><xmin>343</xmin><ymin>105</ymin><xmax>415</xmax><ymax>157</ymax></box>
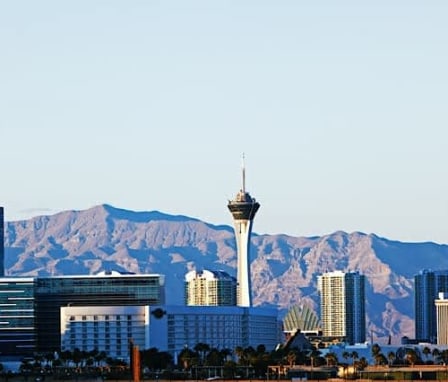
<box><xmin>72</xmin><ymin>348</ymin><xmax>83</xmax><ymax>368</ymax></box>
<box><xmin>44</xmin><ymin>352</ymin><xmax>55</xmax><ymax>369</ymax></box>
<box><xmin>256</xmin><ymin>344</ymin><xmax>266</xmax><ymax>354</ymax></box>
<box><xmin>432</xmin><ymin>348</ymin><xmax>441</xmax><ymax>364</ymax></box>
<box><xmin>422</xmin><ymin>347</ymin><xmax>431</xmax><ymax>363</ymax></box>
<box><xmin>59</xmin><ymin>350</ymin><xmax>72</xmax><ymax>366</ymax></box>
<box><xmin>324</xmin><ymin>352</ymin><xmax>338</xmax><ymax>367</ymax></box>
<box><xmin>194</xmin><ymin>343</ymin><xmax>210</xmax><ymax>366</ymax></box>
<box><xmin>351</xmin><ymin>351</ymin><xmax>359</xmax><ymax>369</ymax></box>
<box><xmin>405</xmin><ymin>348</ymin><xmax>419</xmax><ymax>367</ymax></box>
<box><xmin>375</xmin><ymin>353</ymin><xmax>387</xmax><ymax>366</ymax></box>
<box><xmin>387</xmin><ymin>351</ymin><xmax>396</xmax><ymax>366</ymax></box>
<box><xmin>252</xmin><ymin>346</ymin><xmax>270</xmax><ymax>378</ymax></box>
<box><xmin>440</xmin><ymin>349</ymin><xmax>448</xmax><ymax>365</ymax></box>
<box><xmin>340</xmin><ymin>351</ymin><xmax>350</xmax><ymax>379</ymax></box>
<box><xmin>95</xmin><ymin>351</ymin><xmax>107</xmax><ymax>367</ymax></box>
<box><xmin>286</xmin><ymin>351</ymin><xmax>296</xmax><ymax>367</ymax></box>
<box><xmin>220</xmin><ymin>348</ymin><xmax>232</xmax><ymax>363</ymax></box>
<box><xmin>245</xmin><ymin>346</ymin><xmax>256</xmax><ymax>363</ymax></box>
<box><xmin>342</xmin><ymin>351</ymin><xmax>350</xmax><ymax>365</ymax></box>
<box><xmin>235</xmin><ymin>346</ymin><xmax>245</xmax><ymax>365</ymax></box>
<box><xmin>205</xmin><ymin>348</ymin><xmax>222</xmax><ymax>366</ymax></box>
<box><xmin>356</xmin><ymin>357</ymin><xmax>368</xmax><ymax>371</ymax></box>
<box><xmin>179</xmin><ymin>347</ymin><xmax>197</xmax><ymax>370</ymax></box>
<box><xmin>371</xmin><ymin>343</ymin><xmax>381</xmax><ymax>358</ymax></box>
<box><xmin>309</xmin><ymin>349</ymin><xmax>321</xmax><ymax>368</ymax></box>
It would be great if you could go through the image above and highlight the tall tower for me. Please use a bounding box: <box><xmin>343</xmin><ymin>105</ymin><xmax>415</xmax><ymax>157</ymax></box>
<box><xmin>227</xmin><ymin>157</ymin><xmax>260</xmax><ymax>307</ymax></box>
<box><xmin>0</xmin><ymin>207</ymin><xmax>4</xmax><ymax>277</ymax></box>
<box><xmin>318</xmin><ymin>270</ymin><xmax>366</xmax><ymax>345</ymax></box>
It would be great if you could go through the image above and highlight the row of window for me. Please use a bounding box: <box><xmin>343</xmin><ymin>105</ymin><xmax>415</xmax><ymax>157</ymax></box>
<box><xmin>69</xmin><ymin>314</ymin><xmax>134</xmax><ymax>321</ymax></box>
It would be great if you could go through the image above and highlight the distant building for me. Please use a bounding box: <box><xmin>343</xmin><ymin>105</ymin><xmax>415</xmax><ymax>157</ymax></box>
<box><xmin>0</xmin><ymin>277</ymin><xmax>36</xmax><ymax>356</ymax></box>
<box><xmin>0</xmin><ymin>207</ymin><xmax>4</xmax><ymax>277</ymax></box>
<box><xmin>35</xmin><ymin>271</ymin><xmax>165</xmax><ymax>353</ymax></box>
<box><xmin>318</xmin><ymin>270</ymin><xmax>366</xmax><ymax>345</ymax></box>
<box><xmin>435</xmin><ymin>292</ymin><xmax>448</xmax><ymax>345</ymax></box>
<box><xmin>227</xmin><ymin>158</ymin><xmax>260</xmax><ymax>307</ymax></box>
<box><xmin>415</xmin><ymin>269</ymin><xmax>448</xmax><ymax>343</ymax></box>
<box><xmin>185</xmin><ymin>269</ymin><xmax>237</xmax><ymax>306</ymax></box>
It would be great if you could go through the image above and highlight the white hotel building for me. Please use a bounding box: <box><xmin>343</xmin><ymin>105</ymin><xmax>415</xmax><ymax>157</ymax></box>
<box><xmin>60</xmin><ymin>305</ymin><xmax>281</xmax><ymax>359</ymax></box>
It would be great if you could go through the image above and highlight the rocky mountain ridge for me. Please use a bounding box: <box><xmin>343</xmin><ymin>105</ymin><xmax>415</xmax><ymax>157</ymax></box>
<box><xmin>5</xmin><ymin>204</ymin><xmax>448</xmax><ymax>343</ymax></box>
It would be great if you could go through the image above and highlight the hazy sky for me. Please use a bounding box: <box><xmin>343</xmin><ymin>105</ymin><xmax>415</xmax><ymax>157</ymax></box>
<box><xmin>1</xmin><ymin>1</ymin><xmax>448</xmax><ymax>243</ymax></box>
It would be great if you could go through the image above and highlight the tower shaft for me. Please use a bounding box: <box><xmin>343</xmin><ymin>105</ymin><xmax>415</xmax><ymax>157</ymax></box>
<box><xmin>233</xmin><ymin>219</ymin><xmax>254</xmax><ymax>307</ymax></box>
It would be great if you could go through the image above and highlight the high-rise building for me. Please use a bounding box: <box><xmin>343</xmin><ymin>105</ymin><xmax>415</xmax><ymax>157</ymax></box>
<box><xmin>185</xmin><ymin>269</ymin><xmax>237</xmax><ymax>306</ymax></box>
<box><xmin>435</xmin><ymin>292</ymin><xmax>448</xmax><ymax>345</ymax></box>
<box><xmin>414</xmin><ymin>269</ymin><xmax>448</xmax><ymax>343</ymax></box>
<box><xmin>227</xmin><ymin>158</ymin><xmax>260</xmax><ymax>307</ymax></box>
<box><xmin>318</xmin><ymin>270</ymin><xmax>366</xmax><ymax>345</ymax></box>
<box><xmin>0</xmin><ymin>207</ymin><xmax>4</xmax><ymax>277</ymax></box>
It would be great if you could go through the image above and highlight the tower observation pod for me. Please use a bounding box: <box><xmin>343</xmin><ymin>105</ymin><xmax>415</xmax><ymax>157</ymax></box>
<box><xmin>227</xmin><ymin>158</ymin><xmax>260</xmax><ymax>307</ymax></box>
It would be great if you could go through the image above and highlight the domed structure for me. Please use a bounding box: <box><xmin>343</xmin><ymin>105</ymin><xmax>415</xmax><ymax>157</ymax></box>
<box><xmin>283</xmin><ymin>305</ymin><xmax>320</xmax><ymax>335</ymax></box>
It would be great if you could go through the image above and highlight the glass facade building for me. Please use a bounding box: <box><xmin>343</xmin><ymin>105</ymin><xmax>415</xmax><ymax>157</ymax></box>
<box><xmin>0</xmin><ymin>277</ymin><xmax>36</xmax><ymax>355</ymax></box>
<box><xmin>415</xmin><ymin>269</ymin><xmax>448</xmax><ymax>343</ymax></box>
<box><xmin>35</xmin><ymin>271</ymin><xmax>165</xmax><ymax>352</ymax></box>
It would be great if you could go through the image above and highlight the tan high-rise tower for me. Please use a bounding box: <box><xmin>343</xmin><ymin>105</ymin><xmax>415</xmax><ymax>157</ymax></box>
<box><xmin>184</xmin><ymin>269</ymin><xmax>237</xmax><ymax>306</ymax></box>
<box><xmin>318</xmin><ymin>270</ymin><xmax>366</xmax><ymax>345</ymax></box>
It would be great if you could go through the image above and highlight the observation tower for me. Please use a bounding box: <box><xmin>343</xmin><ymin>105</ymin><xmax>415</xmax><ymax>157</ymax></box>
<box><xmin>227</xmin><ymin>157</ymin><xmax>260</xmax><ymax>307</ymax></box>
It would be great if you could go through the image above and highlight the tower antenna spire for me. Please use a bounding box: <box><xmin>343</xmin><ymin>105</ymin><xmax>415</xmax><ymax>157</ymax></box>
<box><xmin>241</xmin><ymin>153</ymin><xmax>246</xmax><ymax>193</ymax></box>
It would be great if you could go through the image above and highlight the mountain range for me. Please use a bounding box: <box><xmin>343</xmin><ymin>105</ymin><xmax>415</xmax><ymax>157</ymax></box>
<box><xmin>5</xmin><ymin>204</ymin><xmax>448</xmax><ymax>343</ymax></box>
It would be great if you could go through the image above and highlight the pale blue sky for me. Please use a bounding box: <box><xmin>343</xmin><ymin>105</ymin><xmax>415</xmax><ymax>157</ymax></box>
<box><xmin>1</xmin><ymin>1</ymin><xmax>448</xmax><ymax>243</ymax></box>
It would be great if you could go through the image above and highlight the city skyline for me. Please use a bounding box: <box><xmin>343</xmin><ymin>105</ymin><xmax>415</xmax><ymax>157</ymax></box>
<box><xmin>2</xmin><ymin>2</ymin><xmax>448</xmax><ymax>244</ymax></box>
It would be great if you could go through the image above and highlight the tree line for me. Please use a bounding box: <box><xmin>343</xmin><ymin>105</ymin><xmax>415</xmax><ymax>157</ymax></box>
<box><xmin>4</xmin><ymin>342</ymin><xmax>448</xmax><ymax>379</ymax></box>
